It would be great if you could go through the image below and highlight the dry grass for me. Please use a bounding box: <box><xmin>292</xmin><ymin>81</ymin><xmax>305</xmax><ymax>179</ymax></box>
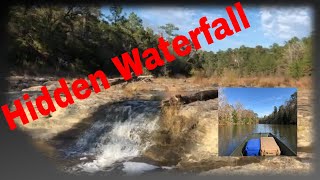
<box><xmin>160</xmin><ymin>105</ymin><xmax>181</xmax><ymax>135</ymax></box>
<box><xmin>122</xmin><ymin>77</ymin><xmax>190</xmax><ymax>99</ymax></box>
<box><xmin>190</xmin><ymin>74</ymin><xmax>312</xmax><ymax>89</ymax></box>
<box><xmin>121</xmin><ymin>74</ymin><xmax>313</xmax><ymax>99</ymax></box>
<box><xmin>159</xmin><ymin>105</ymin><xmax>199</xmax><ymax>139</ymax></box>
<box><xmin>122</xmin><ymin>83</ymin><xmax>136</xmax><ymax>98</ymax></box>
<box><xmin>121</xmin><ymin>81</ymin><xmax>154</xmax><ymax>98</ymax></box>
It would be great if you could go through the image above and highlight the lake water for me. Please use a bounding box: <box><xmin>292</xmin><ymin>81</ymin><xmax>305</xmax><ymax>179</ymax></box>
<box><xmin>218</xmin><ymin>124</ymin><xmax>297</xmax><ymax>156</ymax></box>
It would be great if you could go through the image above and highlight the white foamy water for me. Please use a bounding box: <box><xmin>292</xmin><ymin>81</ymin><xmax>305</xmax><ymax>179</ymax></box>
<box><xmin>66</xmin><ymin>101</ymin><xmax>160</xmax><ymax>173</ymax></box>
<box><xmin>122</xmin><ymin>162</ymin><xmax>159</xmax><ymax>175</ymax></box>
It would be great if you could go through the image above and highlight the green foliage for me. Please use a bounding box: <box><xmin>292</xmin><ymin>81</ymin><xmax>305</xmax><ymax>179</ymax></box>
<box><xmin>8</xmin><ymin>6</ymin><xmax>313</xmax><ymax>78</ymax></box>
<box><xmin>108</xmin><ymin>5</ymin><xmax>126</xmax><ymax>24</ymax></box>
<box><xmin>232</xmin><ymin>110</ymin><xmax>238</xmax><ymax>124</ymax></box>
<box><xmin>289</xmin><ymin>61</ymin><xmax>305</xmax><ymax>79</ymax></box>
<box><xmin>259</xmin><ymin>92</ymin><xmax>297</xmax><ymax>125</ymax></box>
<box><xmin>196</xmin><ymin>37</ymin><xmax>313</xmax><ymax>78</ymax></box>
<box><xmin>159</xmin><ymin>23</ymin><xmax>179</xmax><ymax>39</ymax></box>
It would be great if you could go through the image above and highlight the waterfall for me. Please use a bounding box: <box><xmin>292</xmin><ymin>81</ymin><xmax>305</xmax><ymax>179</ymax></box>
<box><xmin>63</xmin><ymin>100</ymin><xmax>161</xmax><ymax>173</ymax></box>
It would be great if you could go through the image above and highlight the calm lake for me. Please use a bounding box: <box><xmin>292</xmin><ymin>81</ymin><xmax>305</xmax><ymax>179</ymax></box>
<box><xmin>219</xmin><ymin>124</ymin><xmax>297</xmax><ymax>156</ymax></box>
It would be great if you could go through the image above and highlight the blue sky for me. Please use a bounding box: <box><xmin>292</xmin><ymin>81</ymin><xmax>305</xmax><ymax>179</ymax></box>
<box><xmin>220</xmin><ymin>88</ymin><xmax>297</xmax><ymax>117</ymax></box>
<box><xmin>101</xmin><ymin>5</ymin><xmax>313</xmax><ymax>52</ymax></box>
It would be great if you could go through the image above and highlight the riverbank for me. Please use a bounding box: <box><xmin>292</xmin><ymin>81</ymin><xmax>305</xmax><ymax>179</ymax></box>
<box><xmin>218</xmin><ymin>123</ymin><xmax>258</xmax><ymax>126</ymax></box>
<box><xmin>3</xmin><ymin>75</ymin><xmax>312</xmax><ymax>92</ymax></box>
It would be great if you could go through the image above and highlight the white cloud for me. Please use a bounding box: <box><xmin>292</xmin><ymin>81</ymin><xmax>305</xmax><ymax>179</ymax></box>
<box><xmin>137</xmin><ymin>7</ymin><xmax>194</xmax><ymax>31</ymax></box>
<box><xmin>260</xmin><ymin>7</ymin><xmax>313</xmax><ymax>40</ymax></box>
<box><xmin>137</xmin><ymin>7</ymin><xmax>221</xmax><ymax>34</ymax></box>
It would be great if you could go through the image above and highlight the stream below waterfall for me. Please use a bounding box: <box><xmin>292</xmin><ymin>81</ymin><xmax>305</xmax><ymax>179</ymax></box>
<box><xmin>52</xmin><ymin>100</ymin><xmax>177</xmax><ymax>175</ymax></box>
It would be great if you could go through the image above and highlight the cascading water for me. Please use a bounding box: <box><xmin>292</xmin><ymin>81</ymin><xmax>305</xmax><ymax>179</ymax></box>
<box><xmin>63</xmin><ymin>100</ymin><xmax>161</xmax><ymax>173</ymax></box>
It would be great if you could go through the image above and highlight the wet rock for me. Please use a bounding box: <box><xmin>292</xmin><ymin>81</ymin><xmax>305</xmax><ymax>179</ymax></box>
<box><xmin>143</xmin><ymin>98</ymin><xmax>218</xmax><ymax>166</ymax></box>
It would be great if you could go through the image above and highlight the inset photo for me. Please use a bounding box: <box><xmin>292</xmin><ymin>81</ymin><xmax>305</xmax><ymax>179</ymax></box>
<box><xmin>218</xmin><ymin>87</ymin><xmax>297</xmax><ymax>156</ymax></box>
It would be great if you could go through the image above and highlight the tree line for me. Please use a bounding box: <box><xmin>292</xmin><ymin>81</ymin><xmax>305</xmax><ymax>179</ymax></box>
<box><xmin>196</xmin><ymin>36</ymin><xmax>312</xmax><ymax>79</ymax></box>
<box><xmin>219</xmin><ymin>92</ymin><xmax>259</xmax><ymax>125</ymax></box>
<box><xmin>259</xmin><ymin>92</ymin><xmax>297</xmax><ymax>125</ymax></box>
<box><xmin>8</xmin><ymin>5</ymin><xmax>313</xmax><ymax>79</ymax></box>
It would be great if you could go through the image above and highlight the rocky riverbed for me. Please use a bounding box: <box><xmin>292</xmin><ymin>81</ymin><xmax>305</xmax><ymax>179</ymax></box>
<box><xmin>2</xmin><ymin>75</ymin><xmax>315</xmax><ymax>175</ymax></box>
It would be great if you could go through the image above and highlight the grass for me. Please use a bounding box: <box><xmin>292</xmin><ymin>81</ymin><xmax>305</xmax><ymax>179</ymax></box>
<box><xmin>159</xmin><ymin>104</ymin><xmax>200</xmax><ymax>139</ymax></box>
<box><xmin>190</xmin><ymin>75</ymin><xmax>312</xmax><ymax>89</ymax></box>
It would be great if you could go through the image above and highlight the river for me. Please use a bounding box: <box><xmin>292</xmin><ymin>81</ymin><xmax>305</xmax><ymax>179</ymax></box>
<box><xmin>1</xmin><ymin>91</ymin><xmax>196</xmax><ymax>175</ymax></box>
<box><xmin>218</xmin><ymin>124</ymin><xmax>297</xmax><ymax>156</ymax></box>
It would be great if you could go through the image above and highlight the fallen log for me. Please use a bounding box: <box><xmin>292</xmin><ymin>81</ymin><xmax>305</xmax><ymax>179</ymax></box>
<box><xmin>105</xmin><ymin>75</ymin><xmax>154</xmax><ymax>86</ymax></box>
<box><xmin>109</xmin><ymin>78</ymin><xmax>126</xmax><ymax>86</ymax></box>
<box><xmin>161</xmin><ymin>89</ymin><xmax>218</xmax><ymax>106</ymax></box>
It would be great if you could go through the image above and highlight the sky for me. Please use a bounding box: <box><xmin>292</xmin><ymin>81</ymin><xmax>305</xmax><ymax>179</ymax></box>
<box><xmin>101</xmin><ymin>5</ymin><xmax>313</xmax><ymax>52</ymax></box>
<box><xmin>221</xmin><ymin>88</ymin><xmax>297</xmax><ymax>118</ymax></box>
